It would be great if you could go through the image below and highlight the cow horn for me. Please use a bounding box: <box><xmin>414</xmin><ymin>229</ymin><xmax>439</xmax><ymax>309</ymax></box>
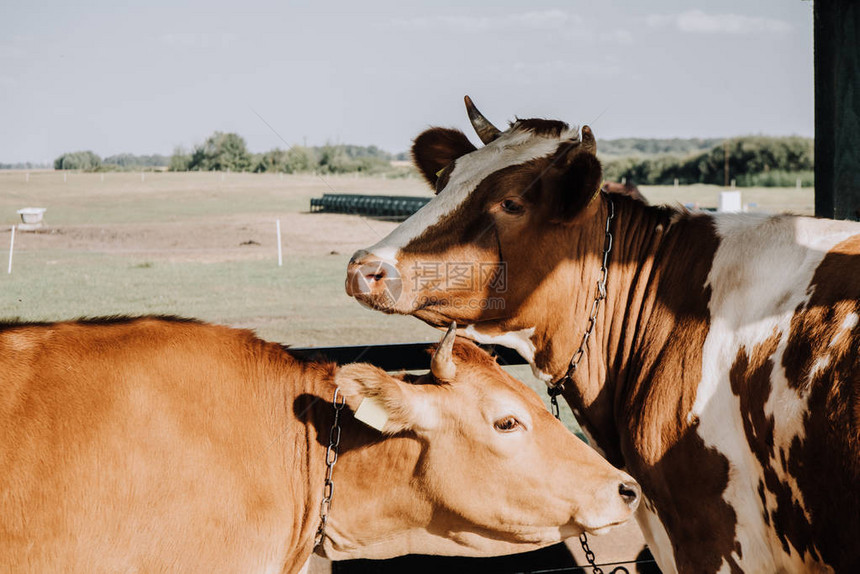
<box><xmin>431</xmin><ymin>322</ymin><xmax>458</xmax><ymax>381</ymax></box>
<box><xmin>464</xmin><ymin>95</ymin><xmax>501</xmax><ymax>144</ymax></box>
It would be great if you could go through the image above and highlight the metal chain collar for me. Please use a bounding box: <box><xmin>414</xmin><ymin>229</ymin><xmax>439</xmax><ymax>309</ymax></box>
<box><xmin>579</xmin><ymin>532</ymin><xmax>629</xmax><ymax>574</ymax></box>
<box><xmin>547</xmin><ymin>194</ymin><xmax>615</xmax><ymax>417</ymax></box>
<box><xmin>313</xmin><ymin>387</ymin><xmax>346</xmax><ymax>550</ymax></box>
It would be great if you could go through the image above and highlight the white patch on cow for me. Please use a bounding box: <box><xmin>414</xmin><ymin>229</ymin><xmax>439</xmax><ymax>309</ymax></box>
<box><xmin>763</xmin><ymin>332</ymin><xmax>813</xmax><ymax>524</ymax></box>
<box><xmin>635</xmin><ymin>500</ymin><xmax>678</xmax><ymax>574</ymax></box>
<box><xmin>461</xmin><ymin>324</ymin><xmax>536</xmax><ymax>361</ymax></box>
<box><xmin>461</xmin><ymin>324</ymin><xmax>551</xmax><ymax>381</ymax></box>
<box><xmin>364</xmin><ymin>124</ymin><xmax>579</xmax><ymax>263</ymax></box>
<box><xmin>688</xmin><ymin>214</ymin><xmax>857</xmax><ymax>571</ymax></box>
<box><xmin>461</xmin><ymin>325</ymin><xmax>535</xmax><ymax>363</ymax></box>
<box><xmin>808</xmin><ymin>355</ymin><xmax>831</xmax><ymax>380</ymax></box>
<box><xmin>829</xmin><ymin>312</ymin><xmax>859</xmax><ymax>348</ymax></box>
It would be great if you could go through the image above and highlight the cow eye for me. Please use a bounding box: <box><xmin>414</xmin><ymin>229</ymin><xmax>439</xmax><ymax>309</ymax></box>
<box><xmin>500</xmin><ymin>198</ymin><xmax>525</xmax><ymax>214</ymax></box>
<box><xmin>494</xmin><ymin>416</ymin><xmax>522</xmax><ymax>432</ymax></box>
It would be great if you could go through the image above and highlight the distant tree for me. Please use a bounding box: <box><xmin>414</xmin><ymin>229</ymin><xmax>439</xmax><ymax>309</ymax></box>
<box><xmin>335</xmin><ymin>144</ymin><xmax>393</xmax><ymax>160</ymax></box>
<box><xmin>54</xmin><ymin>151</ymin><xmax>102</xmax><ymax>171</ymax></box>
<box><xmin>188</xmin><ymin>132</ymin><xmax>252</xmax><ymax>171</ymax></box>
<box><xmin>103</xmin><ymin>153</ymin><xmax>169</xmax><ymax>169</ymax></box>
<box><xmin>168</xmin><ymin>146</ymin><xmax>192</xmax><ymax>171</ymax></box>
<box><xmin>317</xmin><ymin>144</ymin><xmax>359</xmax><ymax>174</ymax></box>
<box><xmin>283</xmin><ymin>146</ymin><xmax>316</xmax><ymax>173</ymax></box>
<box><xmin>251</xmin><ymin>146</ymin><xmax>321</xmax><ymax>173</ymax></box>
<box><xmin>253</xmin><ymin>148</ymin><xmax>289</xmax><ymax>173</ymax></box>
<box><xmin>188</xmin><ymin>145</ymin><xmax>208</xmax><ymax>172</ymax></box>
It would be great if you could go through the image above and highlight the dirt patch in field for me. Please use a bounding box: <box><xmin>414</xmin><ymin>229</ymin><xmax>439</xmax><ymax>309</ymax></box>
<box><xmin>11</xmin><ymin>212</ymin><xmax>400</xmax><ymax>263</ymax></box>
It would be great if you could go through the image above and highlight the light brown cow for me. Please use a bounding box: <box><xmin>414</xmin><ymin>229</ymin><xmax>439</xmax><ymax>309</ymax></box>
<box><xmin>0</xmin><ymin>316</ymin><xmax>639</xmax><ymax>573</ymax></box>
<box><xmin>346</xmin><ymin>98</ymin><xmax>860</xmax><ymax>572</ymax></box>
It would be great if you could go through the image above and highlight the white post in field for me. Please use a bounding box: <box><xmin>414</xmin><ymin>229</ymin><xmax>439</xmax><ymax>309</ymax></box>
<box><xmin>731</xmin><ymin>178</ymin><xmax>736</xmax><ymax>189</ymax></box>
<box><xmin>621</xmin><ymin>176</ymin><xmax>626</xmax><ymax>185</ymax></box>
<box><xmin>276</xmin><ymin>219</ymin><xmax>283</xmax><ymax>267</ymax></box>
<box><xmin>25</xmin><ymin>172</ymin><xmax>29</xmax><ymax>183</ymax></box>
<box><xmin>141</xmin><ymin>172</ymin><xmax>145</xmax><ymax>182</ymax></box>
<box><xmin>63</xmin><ymin>172</ymin><xmax>67</xmax><ymax>183</ymax></box>
<box><xmin>101</xmin><ymin>173</ymin><xmax>104</xmax><ymax>182</ymax></box>
<box><xmin>674</xmin><ymin>178</ymin><xmax>679</xmax><ymax>189</ymax></box>
<box><xmin>796</xmin><ymin>177</ymin><xmax>802</xmax><ymax>189</ymax></box>
<box><xmin>7</xmin><ymin>226</ymin><xmax>15</xmax><ymax>274</ymax></box>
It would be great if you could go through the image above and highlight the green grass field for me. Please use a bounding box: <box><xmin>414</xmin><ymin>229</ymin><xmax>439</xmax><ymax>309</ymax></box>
<box><xmin>0</xmin><ymin>170</ymin><xmax>814</xmax><ymax>430</ymax></box>
<box><xmin>0</xmin><ymin>171</ymin><xmax>435</xmax><ymax>340</ymax></box>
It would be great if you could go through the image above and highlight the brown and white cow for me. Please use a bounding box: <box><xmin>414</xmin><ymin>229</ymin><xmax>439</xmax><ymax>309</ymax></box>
<box><xmin>0</xmin><ymin>316</ymin><xmax>639</xmax><ymax>573</ymax></box>
<box><xmin>346</xmin><ymin>98</ymin><xmax>860</xmax><ymax>573</ymax></box>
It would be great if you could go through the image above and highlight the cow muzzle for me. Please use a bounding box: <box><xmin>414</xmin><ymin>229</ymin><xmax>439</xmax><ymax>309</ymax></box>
<box><xmin>577</xmin><ymin>476</ymin><xmax>641</xmax><ymax>535</ymax></box>
<box><xmin>345</xmin><ymin>250</ymin><xmax>403</xmax><ymax>311</ymax></box>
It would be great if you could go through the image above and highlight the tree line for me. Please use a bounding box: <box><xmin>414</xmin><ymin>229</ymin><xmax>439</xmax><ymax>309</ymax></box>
<box><xmin>52</xmin><ymin>152</ymin><xmax>169</xmax><ymax>171</ymax></box>
<box><xmin>602</xmin><ymin>136</ymin><xmax>814</xmax><ymax>187</ymax></box>
<box><xmin>599</xmin><ymin>137</ymin><xmax>724</xmax><ymax>158</ymax></box>
<box><xmin>0</xmin><ymin>161</ymin><xmax>50</xmax><ymax>170</ymax></box>
<box><xmin>46</xmin><ymin>131</ymin><xmax>814</xmax><ymax>187</ymax></box>
<box><xmin>167</xmin><ymin>132</ymin><xmax>403</xmax><ymax>175</ymax></box>
<box><xmin>49</xmin><ymin>133</ymin><xmax>405</xmax><ymax>176</ymax></box>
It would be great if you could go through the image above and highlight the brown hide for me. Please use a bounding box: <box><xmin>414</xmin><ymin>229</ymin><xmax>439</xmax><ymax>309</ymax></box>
<box><xmin>0</xmin><ymin>316</ymin><xmax>639</xmax><ymax>572</ymax></box>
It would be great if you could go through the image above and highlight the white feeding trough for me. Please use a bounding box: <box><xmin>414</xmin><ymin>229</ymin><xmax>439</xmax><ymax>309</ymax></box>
<box><xmin>718</xmin><ymin>191</ymin><xmax>742</xmax><ymax>213</ymax></box>
<box><xmin>17</xmin><ymin>207</ymin><xmax>47</xmax><ymax>231</ymax></box>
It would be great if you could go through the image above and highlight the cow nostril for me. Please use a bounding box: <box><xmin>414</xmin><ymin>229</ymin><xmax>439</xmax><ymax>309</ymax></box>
<box><xmin>619</xmin><ymin>481</ymin><xmax>640</xmax><ymax>507</ymax></box>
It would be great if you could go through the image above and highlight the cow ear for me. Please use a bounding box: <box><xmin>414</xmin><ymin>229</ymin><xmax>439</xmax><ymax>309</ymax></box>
<box><xmin>335</xmin><ymin>364</ymin><xmax>438</xmax><ymax>434</ymax></box>
<box><xmin>548</xmin><ymin>127</ymin><xmax>603</xmax><ymax>223</ymax></box>
<box><xmin>412</xmin><ymin>127</ymin><xmax>477</xmax><ymax>190</ymax></box>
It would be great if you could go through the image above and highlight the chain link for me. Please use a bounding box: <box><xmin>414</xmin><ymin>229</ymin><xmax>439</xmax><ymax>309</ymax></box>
<box><xmin>314</xmin><ymin>387</ymin><xmax>346</xmax><ymax>549</ymax></box>
<box><xmin>549</xmin><ymin>392</ymin><xmax>562</xmax><ymax>419</ymax></box>
<box><xmin>579</xmin><ymin>533</ymin><xmax>629</xmax><ymax>574</ymax></box>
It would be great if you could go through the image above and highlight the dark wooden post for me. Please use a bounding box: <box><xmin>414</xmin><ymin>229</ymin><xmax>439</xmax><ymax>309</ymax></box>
<box><xmin>814</xmin><ymin>0</ymin><xmax>860</xmax><ymax>220</ymax></box>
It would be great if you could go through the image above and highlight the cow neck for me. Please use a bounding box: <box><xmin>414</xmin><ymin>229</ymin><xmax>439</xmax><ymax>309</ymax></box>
<box><xmin>544</xmin><ymin>194</ymin><xmax>613</xmax><ymax>424</ymax></box>
<box><xmin>551</xmin><ymin>195</ymin><xmax>614</xmax><ymax>389</ymax></box>
<box><xmin>313</xmin><ymin>386</ymin><xmax>346</xmax><ymax>550</ymax></box>
<box><xmin>269</xmin><ymin>360</ymin><xmax>342</xmax><ymax>570</ymax></box>
<box><xmin>305</xmin><ymin>377</ymin><xmax>431</xmax><ymax>561</ymax></box>
<box><xmin>551</xmin><ymin>196</ymin><xmax>680</xmax><ymax>466</ymax></box>
<box><xmin>304</xmin><ymin>373</ymin><xmax>358</xmax><ymax>560</ymax></box>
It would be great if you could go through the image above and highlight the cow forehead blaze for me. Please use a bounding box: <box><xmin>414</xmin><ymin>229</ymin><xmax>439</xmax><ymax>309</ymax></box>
<box><xmin>365</xmin><ymin>123</ymin><xmax>579</xmax><ymax>261</ymax></box>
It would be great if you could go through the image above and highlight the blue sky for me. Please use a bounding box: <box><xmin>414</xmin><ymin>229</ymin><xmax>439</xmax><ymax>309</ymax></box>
<box><xmin>0</xmin><ymin>0</ymin><xmax>813</xmax><ymax>163</ymax></box>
